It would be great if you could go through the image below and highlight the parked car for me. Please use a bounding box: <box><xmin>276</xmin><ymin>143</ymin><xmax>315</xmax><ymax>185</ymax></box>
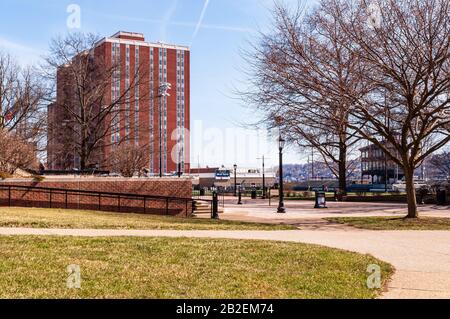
<box><xmin>392</xmin><ymin>179</ymin><xmax>429</xmax><ymax>192</ymax></box>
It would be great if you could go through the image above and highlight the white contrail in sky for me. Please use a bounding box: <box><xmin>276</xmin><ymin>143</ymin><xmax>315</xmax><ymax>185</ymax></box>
<box><xmin>161</xmin><ymin>0</ymin><xmax>179</xmax><ymax>41</ymax></box>
<box><xmin>191</xmin><ymin>0</ymin><xmax>210</xmax><ymax>44</ymax></box>
<box><xmin>91</xmin><ymin>9</ymin><xmax>255</xmax><ymax>36</ymax></box>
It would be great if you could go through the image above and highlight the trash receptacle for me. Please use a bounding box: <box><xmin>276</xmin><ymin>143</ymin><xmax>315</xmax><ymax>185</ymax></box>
<box><xmin>315</xmin><ymin>191</ymin><xmax>328</xmax><ymax>209</ymax></box>
<box><xmin>251</xmin><ymin>190</ymin><xmax>257</xmax><ymax>199</ymax></box>
<box><xmin>200</xmin><ymin>189</ymin><xmax>205</xmax><ymax>196</ymax></box>
<box><xmin>437</xmin><ymin>190</ymin><xmax>446</xmax><ymax>205</ymax></box>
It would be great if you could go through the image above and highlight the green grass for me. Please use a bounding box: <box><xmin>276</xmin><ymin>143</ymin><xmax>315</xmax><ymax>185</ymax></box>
<box><xmin>327</xmin><ymin>217</ymin><xmax>450</xmax><ymax>230</ymax></box>
<box><xmin>0</xmin><ymin>207</ymin><xmax>295</xmax><ymax>230</ymax></box>
<box><xmin>0</xmin><ymin>236</ymin><xmax>393</xmax><ymax>299</ymax></box>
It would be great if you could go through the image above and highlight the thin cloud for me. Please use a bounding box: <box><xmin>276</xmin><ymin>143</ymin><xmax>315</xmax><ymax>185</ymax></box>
<box><xmin>89</xmin><ymin>11</ymin><xmax>254</xmax><ymax>40</ymax></box>
<box><xmin>191</xmin><ymin>0</ymin><xmax>210</xmax><ymax>44</ymax></box>
<box><xmin>161</xmin><ymin>0</ymin><xmax>179</xmax><ymax>41</ymax></box>
<box><xmin>197</xmin><ymin>23</ymin><xmax>254</xmax><ymax>33</ymax></box>
<box><xmin>0</xmin><ymin>37</ymin><xmax>44</xmax><ymax>65</ymax></box>
<box><xmin>94</xmin><ymin>12</ymin><xmax>163</xmax><ymax>25</ymax></box>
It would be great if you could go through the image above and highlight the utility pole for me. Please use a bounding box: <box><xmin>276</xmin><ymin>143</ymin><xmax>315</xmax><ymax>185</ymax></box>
<box><xmin>384</xmin><ymin>152</ymin><xmax>388</xmax><ymax>192</ymax></box>
<box><xmin>233</xmin><ymin>164</ymin><xmax>238</xmax><ymax>197</ymax></box>
<box><xmin>311</xmin><ymin>148</ymin><xmax>315</xmax><ymax>181</ymax></box>
<box><xmin>384</xmin><ymin>88</ymin><xmax>390</xmax><ymax>192</ymax></box>
<box><xmin>257</xmin><ymin>156</ymin><xmax>270</xmax><ymax>199</ymax></box>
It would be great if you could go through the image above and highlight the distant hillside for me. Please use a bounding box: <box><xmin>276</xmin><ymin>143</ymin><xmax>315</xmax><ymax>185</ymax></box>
<box><xmin>278</xmin><ymin>161</ymin><xmax>361</xmax><ymax>183</ymax></box>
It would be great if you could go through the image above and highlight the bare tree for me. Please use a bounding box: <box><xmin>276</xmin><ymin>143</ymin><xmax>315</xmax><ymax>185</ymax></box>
<box><xmin>429</xmin><ymin>151</ymin><xmax>450</xmax><ymax>177</ymax></box>
<box><xmin>328</xmin><ymin>0</ymin><xmax>450</xmax><ymax>218</ymax></box>
<box><xmin>0</xmin><ymin>130</ymin><xmax>38</xmax><ymax>174</ymax></box>
<box><xmin>107</xmin><ymin>143</ymin><xmax>148</xmax><ymax>177</ymax></box>
<box><xmin>44</xmin><ymin>33</ymin><xmax>150</xmax><ymax>170</ymax></box>
<box><xmin>0</xmin><ymin>51</ymin><xmax>47</xmax><ymax>147</ymax></box>
<box><xmin>240</xmin><ymin>2</ymin><xmax>363</xmax><ymax>194</ymax></box>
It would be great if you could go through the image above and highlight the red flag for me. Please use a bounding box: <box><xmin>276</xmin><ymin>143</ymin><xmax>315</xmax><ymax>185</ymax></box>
<box><xmin>275</xmin><ymin>116</ymin><xmax>284</xmax><ymax>125</ymax></box>
<box><xmin>4</xmin><ymin>111</ymin><xmax>14</xmax><ymax>122</ymax></box>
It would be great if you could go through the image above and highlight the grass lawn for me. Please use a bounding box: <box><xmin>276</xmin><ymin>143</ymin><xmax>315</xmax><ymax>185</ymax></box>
<box><xmin>0</xmin><ymin>236</ymin><xmax>393</xmax><ymax>299</ymax></box>
<box><xmin>327</xmin><ymin>217</ymin><xmax>450</xmax><ymax>230</ymax></box>
<box><xmin>0</xmin><ymin>207</ymin><xmax>295</xmax><ymax>230</ymax></box>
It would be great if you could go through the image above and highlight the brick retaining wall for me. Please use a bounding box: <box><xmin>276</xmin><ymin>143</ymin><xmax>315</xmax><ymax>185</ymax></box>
<box><xmin>0</xmin><ymin>178</ymin><xmax>194</xmax><ymax>217</ymax></box>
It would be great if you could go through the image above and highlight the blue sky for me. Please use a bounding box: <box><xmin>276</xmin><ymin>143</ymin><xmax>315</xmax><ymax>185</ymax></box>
<box><xmin>0</xmin><ymin>0</ymin><xmax>314</xmax><ymax>168</ymax></box>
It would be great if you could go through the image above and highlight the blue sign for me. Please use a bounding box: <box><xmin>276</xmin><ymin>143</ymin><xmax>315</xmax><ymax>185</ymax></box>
<box><xmin>215</xmin><ymin>170</ymin><xmax>231</xmax><ymax>179</ymax></box>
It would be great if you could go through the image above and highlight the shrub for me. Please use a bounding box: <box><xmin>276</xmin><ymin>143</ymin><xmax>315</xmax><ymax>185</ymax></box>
<box><xmin>0</xmin><ymin>130</ymin><xmax>38</xmax><ymax>174</ymax></box>
<box><xmin>0</xmin><ymin>172</ymin><xmax>13</xmax><ymax>180</ymax></box>
<box><xmin>106</xmin><ymin>143</ymin><xmax>148</xmax><ymax>178</ymax></box>
<box><xmin>32</xmin><ymin>175</ymin><xmax>45</xmax><ymax>182</ymax></box>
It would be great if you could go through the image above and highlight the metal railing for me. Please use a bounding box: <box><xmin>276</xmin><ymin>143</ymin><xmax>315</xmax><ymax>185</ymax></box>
<box><xmin>0</xmin><ymin>185</ymin><xmax>195</xmax><ymax>217</ymax></box>
<box><xmin>193</xmin><ymin>190</ymin><xmax>225</xmax><ymax>208</ymax></box>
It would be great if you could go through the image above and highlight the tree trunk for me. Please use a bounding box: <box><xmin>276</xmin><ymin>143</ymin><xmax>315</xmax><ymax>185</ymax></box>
<box><xmin>80</xmin><ymin>156</ymin><xmax>86</xmax><ymax>171</ymax></box>
<box><xmin>404</xmin><ymin>167</ymin><xmax>418</xmax><ymax>219</ymax></box>
<box><xmin>338</xmin><ymin>134</ymin><xmax>347</xmax><ymax>196</ymax></box>
<box><xmin>80</xmin><ymin>123</ymin><xmax>89</xmax><ymax>171</ymax></box>
<box><xmin>80</xmin><ymin>140</ymin><xmax>87</xmax><ymax>171</ymax></box>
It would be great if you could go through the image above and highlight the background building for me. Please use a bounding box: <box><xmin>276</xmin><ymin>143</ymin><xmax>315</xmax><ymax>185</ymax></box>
<box><xmin>48</xmin><ymin>31</ymin><xmax>190</xmax><ymax>174</ymax></box>
<box><xmin>360</xmin><ymin>143</ymin><xmax>403</xmax><ymax>185</ymax></box>
<box><xmin>191</xmin><ymin>166</ymin><xmax>277</xmax><ymax>189</ymax></box>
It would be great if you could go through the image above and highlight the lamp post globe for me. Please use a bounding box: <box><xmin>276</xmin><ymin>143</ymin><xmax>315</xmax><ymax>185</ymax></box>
<box><xmin>278</xmin><ymin>136</ymin><xmax>286</xmax><ymax>151</ymax></box>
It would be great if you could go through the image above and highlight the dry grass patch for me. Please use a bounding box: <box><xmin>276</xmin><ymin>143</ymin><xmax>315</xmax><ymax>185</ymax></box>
<box><xmin>0</xmin><ymin>236</ymin><xmax>393</xmax><ymax>299</ymax></box>
<box><xmin>0</xmin><ymin>207</ymin><xmax>296</xmax><ymax>230</ymax></box>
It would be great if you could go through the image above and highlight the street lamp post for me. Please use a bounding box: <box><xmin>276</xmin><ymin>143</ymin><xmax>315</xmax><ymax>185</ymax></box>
<box><xmin>262</xmin><ymin>156</ymin><xmax>266</xmax><ymax>199</ymax></box>
<box><xmin>238</xmin><ymin>185</ymin><xmax>243</xmax><ymax>205</ymax></box>
<box><xmin>277</xmin><ymin>136</ymin><xmax>286</xmax><ymax>214</ymax></box>
<box><xmin>233</xmin><ymin>164</ymin><xmax>238</xmax><ymax>197</ymax></box>
<box><xmin>177</xmin><ymin>147</ymin><xmax>183</xmax><ymax>178</ymax></box>
<box><xmin>158</xmin><ymin>83</ymin><xmax>171</xmax><ymax>178</ymax></box>
<box><xmin>159</xmin><ymin>92</ymin><xmax>162</xmax><ymax>178</ymax></box>
<box><xmin>178</xmin><ymin>161</ymin><xmax>182</xmax><ymax>178</ymax></box>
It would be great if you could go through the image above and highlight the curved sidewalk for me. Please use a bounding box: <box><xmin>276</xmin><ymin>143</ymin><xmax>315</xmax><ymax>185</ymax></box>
<box><xmin>0</xmin><ymin>227</ymin><xmax>449</xmax><ymax>299</ymax></box>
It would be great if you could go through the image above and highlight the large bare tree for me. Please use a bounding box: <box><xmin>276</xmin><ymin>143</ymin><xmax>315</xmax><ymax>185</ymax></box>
<box><xmin>0</xmin><ymin>51</ymin><xmax>47</xmax><ymax>147</ymax></box>
<box><xmin>243</xmin><ymin>0</ymin><xmax>449</xmax><ymax>218</ymax></box>
<box><xmin>329</xmin><ymin>0</ymin><xmax>450</xmax><ymax>218</ymax></box>
<box><xmin>241</xmin><ymin>2</ymin><xmax>363</xmax><ymax>194</ymax></box>
<box><xmin>429</xmin><ymin>151</ymin><xmax>450</xmax><ymax>178</ymax></box>
<box><xmin>44</xmin><ymin>33</ymin><xmax>150</xmax><ymax>170</ymax></box>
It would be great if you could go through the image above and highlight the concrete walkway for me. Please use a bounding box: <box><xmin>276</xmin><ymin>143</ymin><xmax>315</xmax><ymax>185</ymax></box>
<box><xmin>215</xmin><ymin>199</ymin><xmax>450</xmax><ymax>225</ymax></box>
<box><xmin>0</xmin><ymin>227</ymin><xmax>449</xmax><ymax>299</ymax></box>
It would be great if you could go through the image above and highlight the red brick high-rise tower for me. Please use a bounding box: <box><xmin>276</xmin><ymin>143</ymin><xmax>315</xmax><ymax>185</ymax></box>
<box><xmin>47</xmin><ymin>31</ymin><xmax>190</xmax><ymax>175</ymax></box>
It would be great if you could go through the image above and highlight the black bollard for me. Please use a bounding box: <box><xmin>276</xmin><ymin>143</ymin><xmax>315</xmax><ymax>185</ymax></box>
<box><xmin>212</xmin><ymin>191</ymin><xmax>219</xmax><ymax>219</ymax></box>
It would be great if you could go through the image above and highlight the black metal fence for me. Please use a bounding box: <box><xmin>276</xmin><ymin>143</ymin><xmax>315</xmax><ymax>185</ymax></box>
<box><xmin>0</xmin><ymin>185</ymin><xmax>195</xmax><ymax>217</ymax></box>
<box><xmin>193</xmin><ymin>190</ymin><xmax>225</xmax><ymax>208</ymax></box>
